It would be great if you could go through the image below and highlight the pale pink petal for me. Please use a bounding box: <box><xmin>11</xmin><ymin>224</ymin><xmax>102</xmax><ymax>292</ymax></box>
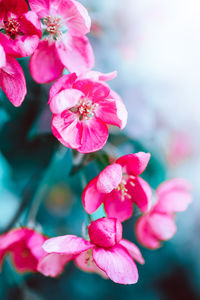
<box><xmin>155</xmin><ymin>178</ymin><xmax>192</xmax><ymax>213</ymax></box>
<box><xmin>75</xmin><ymin>250</ymin><xmax>108</xmax><ymax>279</ymax></box>
<box><xmin>51</xmin><ymin>112</ymin><xmax>82</xmax><ymax>149</ymax></box>
<box><xmin>95</xmin><ymin>96</ymin><xmax>127</xmax><ymax>129</ymax></box>
<box><xmin>37</xmin><ymin>253</ymin><xmax>73</xmax><ymax>277</ymax></box>
<box><xmin>119</xmin><ymin>239</ymin><xmax>144</xmax><ymax>264</ymax></box>
<box><xmin>116</xmin><ymin>152</ymin><xmax>151</xmax><ymax>176</ymax></box>
<box><xmin>148</xmin><ymin>213</ymin><xmax>177</xmax><ymax>241</ymax></box>
<box><xmin>96</xmin><ymin>163</ymin><xmax>122</xmax><ymax>193</ymax></box>
<box><xmin>0</xmin><ymin>45</ymin><xmax>6</xmax><ymax>68</ymax></box>
<box><xmin>0</xmin><ymin>56</ymin><xmax>26</xmax><ymax>107</ymax></box>
<box><xmin>80</xmin><ymin>71</ymin><xmax>117</xmax><ymax>82</ymax></box>
<box><xmin>56</xmin><ymin>35</ymin><xmax>94</xmax><ymax>75</ymax></box>
<box><xmin>50</xmin><ymin>88</ymin><xmax>84</xmax><ymax>114</ymax></box>
<box><xmin>78</xmin><ymin>117</ymin><xmax>109</xmax><ymax>153</ymax></box>
<box><xmin>49</xmin><ymin>73</ymin><xmax>77</xmax><ymax>103</ymax></box>
<box><xmin>30</xmin><ymin>40</ymin><xmax>64</xmax><ymax>83</ymax></box>
<box><xmin>93</xmin><ymin>245</ymin><xmax>139</xmax><ymax>284</ymax></box>
<box><xmin>28</xmin><ymin>0</ymin><xmax>50</xmax><ymax>18</ymax></box>
<box><xmin>82</xmin><ymin>177</ymin><xmax>105</xmax><ymax>214</ymax></box>
<box><xmin>0</xmin><ymin>228</ymin><xmax>26</xmax><ymax>251</ymax></box>
<box><xmin>56</xmin><ymin>0</ymin><xmax>91</xmax><ymax>36</ymax></box>
<box><xmin>135</xmin><ymin>216</ymin><xmax>161</xmax><ymax>249</ymax></box>
<box><xmin>43</xmin><ymin>235</ymin><xmax>94</xmax><ymax>255</ymax></box>
<box><xmin>104</xmin><ymin>190</ymin><xmax>134</xmax><ymax>222</ymax></box>
<box><xmin>26</xmin><ymin>231</ymin><xmax>47</xmax><ymax>260</ymax></box>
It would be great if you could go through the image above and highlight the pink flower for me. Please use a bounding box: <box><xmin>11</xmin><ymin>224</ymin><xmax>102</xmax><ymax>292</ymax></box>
<box><xmin>28</xmin><ymin>0</ymin><xmax>94</xmax><ymax>83</ymax></box>
<box><xmin>0</xmin><ymin>0</ymin><xmax>41</xmax><ymax>57</ymax></box>
<box><xmin>48</xmin><ymin>71</ymin><xmax>128</xmax><ymax>153</ymax></box>
<box><xmin>0</xmin><ymin>44</ymin><xmax>27</xmax><ymax>106</ymax></box>
<box><xmin>82</xmin><ymin>152</ymin><xmax>152</xmax><ymax>221</ymax></box>
<box><xmin>39</xmin><ymin>218</ymin><xmax>144</xmax><ymax>284</ymax></box>
<box><xmin>0</xmin><ymin>228</ymin><xmax>47</xmax><ymax>273</ymax></box>
<box><xmin>135</xmin><ymin>178</ymin><xmax>192</xmax><ymax>249</ymax></box>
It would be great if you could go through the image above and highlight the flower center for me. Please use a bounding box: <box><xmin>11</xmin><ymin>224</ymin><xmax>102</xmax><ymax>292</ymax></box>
<box><xmin>42</xmin><ymin>16</ymin><xmax>66</xmax><ymax>40</ymax></box>
<box><xmin>3</xmin><ymin>18</ymin><xmax>21</xmax><ymax>37</ymax></box>
<box><xmin>116</xmin><ymin>174</ymin><xmax>135</xmax><ymax>201</ymax></box>
<box><xmin>70</xmin><ymin>98</ymin><xmax>98</xmax><ymax>121</ymax></box>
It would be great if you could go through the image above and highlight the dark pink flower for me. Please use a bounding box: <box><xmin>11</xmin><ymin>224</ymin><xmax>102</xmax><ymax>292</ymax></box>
<box><xmin>28</xmin><ymin>0</ymin><xmax>94</xmax><ymax>83</ymax></box>
<box><xmin>39</xmin><ymin>218</ymin><xmax>144</xmax><ymax>284</ymax></box>
<box><xmin>0</xmin><ymin>0</ymin><xmax>41</xmax><ymax>57</ymax></box>
<box><xmin>0</xmin><ymin>228</ymin><xmax>47</xmax><ymax>273</ymax></box>
<box><xmin>0</xmin><ymin>44</ymin><xmax>26</xmax><ymax>106</ymax></box>
<box><xmin>135</xmin><ymin>178</ymin><xmax>192</xmax><ymax>249</ymax></box>
<box><xmin>48</xmin><ymin>72</ymin><xmax>127</xmax><ymax>153</ymax></box>
<box><xmin>82</xmin><ymin>152</ymin><xmax>151</xmax><ymax>221</ymax></box>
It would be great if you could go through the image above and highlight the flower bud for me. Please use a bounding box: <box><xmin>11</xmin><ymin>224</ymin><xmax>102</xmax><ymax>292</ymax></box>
<box><xmin>88</xmin><ymin>217</ymin><xmax>122</xmax><ymax>248</ymax></box>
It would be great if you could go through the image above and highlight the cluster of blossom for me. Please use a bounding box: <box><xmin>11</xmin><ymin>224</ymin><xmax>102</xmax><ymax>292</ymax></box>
<box><xmin>0</xmin><ymin>0</ymin><xmax>192</xmax><ymax>285</ymax></box>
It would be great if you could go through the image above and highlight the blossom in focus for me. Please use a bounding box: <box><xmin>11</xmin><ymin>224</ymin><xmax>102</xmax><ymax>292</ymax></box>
<box><xmin>0</xmin><ymin>44</ymin><xmax>26</xmax><ymax>106</ymax></box>
<box><xmin>28</xmin><ymin>0</ymin><xmax>94</xmax><ymax>83</ymax></box>
<box><xmin>135</xmin><ymin>178</ymin><xmax>192</xmax><ymax>249</ymax></box>
<box><xmin>39</xmin><ymin>218</ymin><xmax>144</xmax><ymax>284</ymax></box>
<box><xmin>48</xmin><ymin>71</ymin><xmax>127</xmax><ymax>153</ymax></box>
<box><xmin>82</xmin><ymin>152</ymin><xmax>151</xmax><ymax>221</ymax></box>
<box><xmin>0</xmin><ymin>0</ymin><xmax>41</xmax><ymax>57</ymax></box>
<box><xmin>0</xmin><ymin>228</ymin><xmax>47</xmax><ymax>273</ymax></box>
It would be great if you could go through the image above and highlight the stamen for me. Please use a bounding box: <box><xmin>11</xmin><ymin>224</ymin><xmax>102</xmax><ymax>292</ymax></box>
<box><xmin>4</xmin><ymin>18</ymin><xmax>21</xmax><ymax>37</ymax></box>
<box><xmin>116</xmin><ymin>174</ymin><xmax>136</xmax><ymax>201</ymax></box>
<box><xmin>43</xmin><ymin>16</ymin><xmax>62</xmax><ymax>40</ymax></box>
<box><xmin>77</xmin><ymin>99</ymin><xmax>98</xmax><ymax>120</ymax></box>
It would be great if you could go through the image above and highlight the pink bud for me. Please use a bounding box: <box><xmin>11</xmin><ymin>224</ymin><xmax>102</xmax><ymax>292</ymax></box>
<box><xmin>88</xmin><ymin>218</ymin><xmax>122</xmax><ymax>248</ymax></box>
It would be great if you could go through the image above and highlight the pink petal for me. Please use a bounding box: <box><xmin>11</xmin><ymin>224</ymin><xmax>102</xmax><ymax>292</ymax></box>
<box><xmin>119</xmin><ymin>239</ymin><xmax>144</xmax><ymax>264</ymax></box>
<box><xmin>73</xmin><ymin>79</ymin><xmax>110</xmax><ymax>101</ymax></box>
<box><xmin>0</xmin><ymin>228</ymin><xmax>26</xmax><ymax>251</ymax></box>
<box><xmin>93</xmin><ymin>245</ymin><xmax>139</xmax><ymax>284</ymax></box>
<box><xmin>0</xmin><ymin>0</ymin><xmax>28</xmax><ymax>17</ymax></box>
<box><xmin>56</xmin><ymin>35</ymin><xmax>94</xmax><ymax>75</ymax></box>
<box><xmin>95</xmin><ymin>96</ymin><xmax>127</xmax><ymax>129</ymax></box>
<box><xmin>148</xmin><ymin>213</ymin><xmax>177</xmax><ymax>241</ymax></box>
<box><xmin>128</xmin><ymin>177</ymin><xmax>152</xmax><ymax>213</ymax></box>
<box><xmin>0</xmin><ymin>56</ymin><xmax>26</xmax><ymax>107</ymax></box>
<box><xmin>135</xmin><ymin>216</ymin><xmax>161</xmax><ymax>249</ymax></box>
<box><xmin>56</xmin><ymin>0</ymin><xmax>91</xmax><ymax>36</ymax></box>
<box><xmin>26</xmin><ymin>231</ymin><xmax>47</xmax><ymax>260</ymax></box>
<box><xmin>96</xmin><ymin>163</ymin><xmax>122</xmax><ymax>193</ymax></box>
<box><xmin>49</xmin><ymin>73</ymin><xmax>77</xmax><ymax>103</ymax></box>
<box><xmin>28</xmin><ymin>0</ymin><xmax>50</xmax><ymax>18</ymax></box>
<box><xmin>155</xmin><ymin>178</ymin><xmax>192</xmax><ymax>213</ymax></box>
<box><xmin>82</xmin><ymin>177</ymin><xmax>105</xmax><ymax>214</ymax></box>
<box><xmin>104</xmin><ymin>190</ymin><xmax>134</xmax><ymax>222</ymax></box>
<box><xmin>0</xmin><ymin>45</ymin><xmax>6</xmax><ymax>68</ymax></box>
<box><xmin>81</xmin><ymin>71</ymin><xmax>117</xmax><ymax>82</ymax></box>
<box><xmin>50</xmin><ymin>88</ymin><xmax>84</xmax><ymax>114</ymax></box>
<box><xmin>75</xmin><ymin>250</ymin><xmax>108</xmax><ymax>279</ymax></box>
<box><xmin>88</xmin><ymin>218</ymin><xmax>122</xmax><ymax>248</ymax></box>
<box><xmin>38</xmin><ymin>253</ymin><xmax>73</xmax><ymax>277</ymax></box>
<box><xmin>116</xmin><ymin>152</ymin><xmax>151</xmax><ymax>176</ymax></box>
<box><xmin>10</xmin><ymin>240</ymin><xmax>38</xmax><ymax>272</ymax></box>
<box><xmin>20</xmin><ymin>11</ymin><xmax>42</xmax><ymax>38</ymax></box>
<box><xmin>78</xmin><ymin>117</ymin><xmax>109</xmax><ymax>153</ymax></box>
<box><xmin>30</xmin><ymin>40</ymin><xmax>64</xmax><ymax>83</ymax></box>
<box><xmin>43</xmin><ymin>235</ymin><xmax>94</xmax><ymax>255</ymax></box>
<box><xmin>0</xmin><ymin>32</ymin><xmax>40</xmax><ymax>58</ymax></box>
<box><xmin>51</xmin><ymin>112</ymin><xmax>82</xmax><ymax>149</ymax></box>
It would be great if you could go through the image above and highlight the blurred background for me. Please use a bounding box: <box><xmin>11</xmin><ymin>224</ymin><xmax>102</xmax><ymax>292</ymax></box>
<box><xmin>0</xmin><ymin>0</ymin><xmax>200</xmax><ymax>299</ymax></box>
